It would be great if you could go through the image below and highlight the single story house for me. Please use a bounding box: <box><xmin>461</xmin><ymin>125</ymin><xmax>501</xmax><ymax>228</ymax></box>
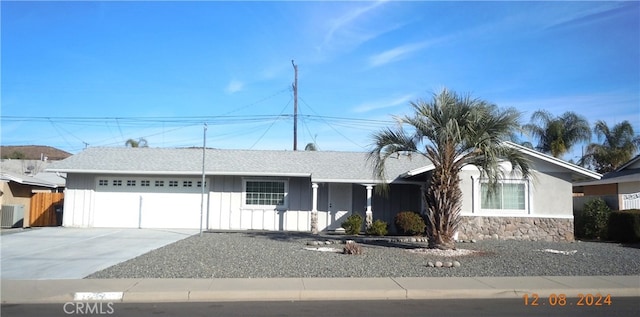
<box><xmin>573</xmin><ymin>155</ymin><xmax>640</xmax><ymax>210</ymax></box>
<box><xmin>47</xmin><ymin>143</ymin><xmax>600</xmax><ymax>241</ymax></box>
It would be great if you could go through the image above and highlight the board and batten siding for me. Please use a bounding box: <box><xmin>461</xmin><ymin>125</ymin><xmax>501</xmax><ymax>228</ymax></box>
<box><xmin>62</xmin><ymin>174</ymin><xmax>96</xmax><ymax>227</ymax></box>
<box><xmin>208</xmin><ymin>176</ymin><xmax>312</xmax><ymax>231</ymax></box>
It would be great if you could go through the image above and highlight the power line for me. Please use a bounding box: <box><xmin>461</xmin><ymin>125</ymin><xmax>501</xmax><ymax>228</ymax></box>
<box><xmin>249</xmin><ymin>98</ymin><xmax>292</xmax><ymax>149</ymax></box>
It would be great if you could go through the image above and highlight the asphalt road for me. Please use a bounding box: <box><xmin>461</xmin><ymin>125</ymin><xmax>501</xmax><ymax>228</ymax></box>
<box><xmin>2</xmin><ymin>298</ymin><xmax>638</xmax><ymax>317</ymax></box>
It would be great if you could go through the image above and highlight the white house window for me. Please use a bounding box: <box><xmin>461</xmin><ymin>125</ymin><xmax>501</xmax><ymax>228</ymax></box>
<box><xmin>98</xmin><ymin>179</ymin><xmax>108</xmax><ymax>186</ymax></box>
<box><xmin>183</xmin><ymin>181</ymin><xmax>193</xmax><ymax>187</ymax></box>
<box><xmin>244</xmin><ymin>180</ymin><xmax>286</xmax><ymax>206</ymax></box>
<box><xmin>155</xmin><ymin>180</ymin><xmax>164</xmax><ymax>187</ymax></box>
<box><xmin>126</xmin><ymin>180</ymin><xmax>136</xmax><ymax>187</ymax></box>
<box><xmin>113</xmin><ymin>180</ymin><xmax>122</xmax><ymax>186</ymax></box>
<box><xmin>481</xmin><ymin>182</ymin><xmax>526</xmax><ymax>210</ymax></box>
<box><xmin>169</xmin><ymin>180</ymin><xmax>178</xmax><ymax>187</ymax></box>
<box><xmin>141</xmin><ymin>180</ymin><xmax>150</xmax><ymax>187</ymax></box>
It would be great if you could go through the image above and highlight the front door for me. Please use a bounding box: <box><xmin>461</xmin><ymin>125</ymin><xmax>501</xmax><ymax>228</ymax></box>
<box><xmin>328</xmin><ymin>183</ymin><xmax>352</xmax><ymax>230</ymax></box>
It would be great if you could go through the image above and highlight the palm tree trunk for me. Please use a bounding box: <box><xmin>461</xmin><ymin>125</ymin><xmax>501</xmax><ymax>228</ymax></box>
<box><xmin>425</xmin><ymin>163</ymin><xmax>462</xmax><ymax>250</ymax></box>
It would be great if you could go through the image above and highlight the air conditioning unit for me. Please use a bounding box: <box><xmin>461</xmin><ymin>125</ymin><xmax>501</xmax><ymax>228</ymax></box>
<box><xmin>1</xmin><ymin>204</ymin><xmax>25</xmax><ymax>228</ymax></box>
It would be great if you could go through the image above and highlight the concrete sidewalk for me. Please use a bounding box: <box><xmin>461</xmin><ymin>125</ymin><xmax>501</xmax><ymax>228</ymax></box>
<box><xmin>2</xmin><ymin>276</ymin><xmax>638</xmax><ymax>303</ymax></box>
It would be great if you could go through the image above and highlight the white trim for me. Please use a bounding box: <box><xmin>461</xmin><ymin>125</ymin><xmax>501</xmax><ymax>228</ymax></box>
<box><xmin>503</xmin><ymin>141</ymin><xmax>601</xmax><ymax>180</ymax></box>
<box><xmin>474</xmin><ymin>178</ymin><xmax>531</xmax><ymax>216</ymax></box>
<box><xmin>47</xmin><ymin>169</ymin><xmax>311</xmax><ymax>178</ymax></box>
<box><xmin>401</xmin><ymin>164</ymin><xmax>435</xmax><ymax>177</ymax></box>
<box><xmin>311</xmin><ymin>178</ymin><xmax>422</xmax><ymax>185</ymax></box>
<box><xmin>398</xmin><ymin>142</ymin><xmax>602</xmax><ymax>182</ymax></box>
<box><xmin>460</xmin><ymin>213</ymin><xmax>573</xmax><ymax>219</ymax></box>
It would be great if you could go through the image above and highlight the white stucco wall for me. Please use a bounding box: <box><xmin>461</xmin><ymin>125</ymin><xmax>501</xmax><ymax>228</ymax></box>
<box><xmin>458</xmin><ymin>158</ymin><xmax>574</xmax><ymax>218</ymax></box>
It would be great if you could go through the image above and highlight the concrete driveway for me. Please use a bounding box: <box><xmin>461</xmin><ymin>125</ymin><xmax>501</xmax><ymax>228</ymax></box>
<box><xmin>1</xmin><ymin>227</ymin><xmax>197</xmax><ymax>280</ymax></box>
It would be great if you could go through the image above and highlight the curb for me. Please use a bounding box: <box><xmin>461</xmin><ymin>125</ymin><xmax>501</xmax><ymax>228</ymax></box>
<box><xmin>2</xmin><ymin>276</ymin><xmax>639</xmax><ymax>304</ymax></box>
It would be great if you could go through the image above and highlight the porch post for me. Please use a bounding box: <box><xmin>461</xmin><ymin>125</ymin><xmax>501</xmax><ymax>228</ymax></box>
<box><xmin>420</xmin><ymin>184</ymin><xmax>427</xmax><ymax>215</ymax></box>
<box><xmin>311</xmin><ymin>183</ymin><xmax>319</xmax><ymax>234</ymax></box>
<box><xmin>365</xmin><ymin>185</ymin><xmax>373</xmax><ymax>228</ymax></box>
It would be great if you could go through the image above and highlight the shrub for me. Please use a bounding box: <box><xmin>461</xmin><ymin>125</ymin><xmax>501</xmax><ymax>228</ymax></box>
<box><xmin>343</xmin><ymin>241</ymin><xmax>363</xmax><ymax>255</ymax></box>
<box><xmin>608</xmin><ymin>209</ymin><xmax>640</xmax><ymax>243</ymax></box>
<box><xmin>341</xmin><ymin>214</ymin><xmax>363</xmax><ymax>235</ymax></box>
<box><xmin>394</xmin><ymin>211</ymin><xmax>426</xmax><ymax>235</ymax></box>
<box><xmin>580</xmin><ymin>198</ymin><xmax>611</xmax><ymax>240</ymax></box>
<box><xmin>366</xmin><ymin>219</ymin><xmax>388</xmax><ymax>236</ymax></box>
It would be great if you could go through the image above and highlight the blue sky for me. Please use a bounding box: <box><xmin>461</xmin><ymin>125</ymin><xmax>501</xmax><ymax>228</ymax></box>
<box><xmin>2</xmin><ymin>1</ymin><xmax>639</xmax><ymax>162</ymax></box>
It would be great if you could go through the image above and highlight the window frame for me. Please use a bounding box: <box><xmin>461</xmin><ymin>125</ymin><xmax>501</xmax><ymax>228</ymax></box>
<box><xmin>242</xmin><ymin>179</ymin><xmax>288</xmax><ymax>209</ymax></box>
<box><xmin>477</xmin><ymin>178</ymin><xmax>529</xmax><ymax>214</ymax></box>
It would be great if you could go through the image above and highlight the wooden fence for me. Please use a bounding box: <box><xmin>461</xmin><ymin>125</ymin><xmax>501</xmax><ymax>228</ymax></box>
<box><xmin>29</xmin><ymin>192</ymin><xmax>64</xmax><ymax>227</ymax></box>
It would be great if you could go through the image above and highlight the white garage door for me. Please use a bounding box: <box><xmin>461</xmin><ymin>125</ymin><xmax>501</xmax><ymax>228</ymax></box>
<box><xmin>93</xmin><ymin>177</ymin><xmax>206</xmax><ymax>229</ymax></box>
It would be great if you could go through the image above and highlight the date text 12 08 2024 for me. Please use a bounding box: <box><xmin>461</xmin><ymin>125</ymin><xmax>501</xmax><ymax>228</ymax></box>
<box><xmin>522</xmin><ymin>293</ymin><xmax>612</xmax><ymax>306</ymax></box>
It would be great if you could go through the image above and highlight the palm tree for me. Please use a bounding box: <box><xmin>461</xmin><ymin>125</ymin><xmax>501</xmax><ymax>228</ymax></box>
<box><xmin>369</xmin><ymin>89</ymin><xmax>531</xmax><ymax>250</ymax></box>
<box><xmin>580</xmin><ymin>120</ymin><xmax>640</xmax><ymax>173</ymax></box>
<box><xmin>523</xmin><ymin>110</ymin><xmax>591</xmax><ymax>158</ymax></box>
<box><xmin>304</xmin><ymin>142</ymin><xmax>318</xmax><ymax>151</ymax></box>
<box><xmin>125</xmin><ymin>138</ymin><xmax>149</xmax><ymax>148</ymax></box>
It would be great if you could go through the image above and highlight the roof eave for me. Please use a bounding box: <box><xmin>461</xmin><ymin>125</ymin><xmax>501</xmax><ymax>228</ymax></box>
<box><xmin>0</xmin><ymin>173</ymin><xmax>58</xmax><ymax>188</ymax></box>
<box><xmin>46</xmin><ymin>168</ymin><xmax>312</xmax><ymax>178</ymax></box>
<box><xmin>503</xmin><ymin>142</ymin><xmax>602</xmax><ymax>181</ymax></box>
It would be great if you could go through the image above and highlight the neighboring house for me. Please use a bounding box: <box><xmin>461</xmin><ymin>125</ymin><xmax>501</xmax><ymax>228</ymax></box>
<box><xmin>0</xmin><ymin>159</ymin><xmax>66</xmax><ymax>227</ymax></box>
<box><xmin>47</xmin><ymin>143</ymin><xmax>600</xmax><ymax>241</ymax></box>
<box><xmin>573</xmin><ymin>155</ymin><xmax>640</xmax><ymax>211</ymax></box>
<box><xmin>1</xmin><ymin>145</ymin><xmax>72</xmax><ymax>161</ymax></box>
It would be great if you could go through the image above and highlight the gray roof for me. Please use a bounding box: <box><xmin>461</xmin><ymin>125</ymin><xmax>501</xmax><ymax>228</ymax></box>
<box><xmin>46</xmin><ymin>147</ymin><xmax>431</xmax><ymax>183</ymax></box>
<box><xmin>0</xmin><ymin>159</ymin><xmax>66</xmax><ymax>188</ymax></box>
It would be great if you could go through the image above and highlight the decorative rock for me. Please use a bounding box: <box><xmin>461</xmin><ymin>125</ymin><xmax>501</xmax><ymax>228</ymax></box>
<box><xmin>470</xmin><ymin>239</ymin><xmax>477</xmax><ymax>243</ymax></box>
<box><xmin>325</xmin><ymin>241</ymin><xmax>332</xmax><ymax>245</ymax></box>
<box><xmin>492</xmin><ymin>233</ymin><xmax>499</xmax><ymax>240</ymax></box>
<box><xmin>444</xmin><ymin>261</ymin><xmax>453</xmax><ymax>268</ymax></box>
<box><xmin>453</xmin><ymin>261</ymin><xmax>461</xmax><ymax>267</ymax></box>
<box><xmin>427</xmin><ymin>261</ymin><xmax>435</xmax><ymax>267</ymax></box>
<box><xmin>435</xmin><ymin>261</ymin><xmax>443</xmax><ymax>268</ymax></box>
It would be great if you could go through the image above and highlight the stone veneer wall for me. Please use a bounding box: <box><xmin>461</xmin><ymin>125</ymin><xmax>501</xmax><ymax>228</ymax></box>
<box><xmin>457</xmin><ymin>216</ymin><xmax>574</xmax><ymax>242</ymax></box>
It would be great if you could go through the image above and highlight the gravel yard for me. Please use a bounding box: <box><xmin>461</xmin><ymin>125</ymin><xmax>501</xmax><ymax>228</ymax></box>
<box><xmin>86</xmin><ymin>232</ymin><xmax>640</xmax><ymax>279</ymax></box>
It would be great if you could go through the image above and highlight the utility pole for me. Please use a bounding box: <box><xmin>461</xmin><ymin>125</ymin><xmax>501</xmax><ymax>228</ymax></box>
<box><xmin>292</xmin><ymin>60</ymin><xmax>298</xmax><ymax>151</ymax></box>
<box><xmin>199</xmin><ymin>123</ymin><xmax>207</xmax><ymax>237</ymax></box>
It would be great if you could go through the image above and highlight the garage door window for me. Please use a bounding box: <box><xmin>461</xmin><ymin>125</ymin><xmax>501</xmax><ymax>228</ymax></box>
<box><xmin>244</xmin><ymin>180</ymin><xmax>287</xmax><ymax>207</ymax></box>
